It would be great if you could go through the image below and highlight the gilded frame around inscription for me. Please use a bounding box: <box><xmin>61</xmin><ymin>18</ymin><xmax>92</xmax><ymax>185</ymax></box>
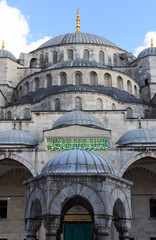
<box><xmin>47</xmin><ymin>138</ymin><xmax>108</xmax><ymax>152</ymax></box>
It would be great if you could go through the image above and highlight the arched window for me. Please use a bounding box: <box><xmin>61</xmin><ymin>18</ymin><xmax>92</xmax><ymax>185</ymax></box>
<box><xmin>84</xmin><ymin>49</ymin><xmax>89</xmax><ymax>61</ymax></box>
<box><xmin>60</xmin><ymin>72</ymin><xmax>67</xmax><ymax>86</ymax></box>
<box><xmin>75</xmin><ymin>72</ymin><xmax>82</xmax><ymax>86</ymax></box>
<box><xmin>25</xmin><ymin>81</ymin><xmax>29</xmax><ymax>94</ymax></box>
<box><xmin>104</xmin><ymin>73</ymin><xmax>112</xmax><ymax>87</ymax></box>
<box><xmin>45</xmin><ymin>53</ymin><xmax>49</xmax><ymax>66</ymax></box>
<box><xmin>34</xmin><ymin>77</ymin><xmax>39</xmax><ymax>90</ymax></box>
<box><xmin>127</xmin><ymin>80</ymin><xmax>132</xmax><ymax>94</ymax></box>
<box><xmin>134</xmin><ymin>85</ymin><xmax>137</xmax><ymax>97</ymax></box>
<box><xmin>40</xmin><ymin>54</ymin><xmax>44</xmax><ymax>68</ymax></box>
<box><xmin>99</xmin><ymin>51</ymin><xmax>105</xmax><ymax>64</ymax></box>
<box><xmin>113</xmin><ymin>53</ymin><xmax>118</xmax><ymax>66</ymax></box>
<box><xmin>55</xmin><ymin>98</ymin><xmax>60</xmax><ymax>111</ymax></box>
<box><xmin>24</xmin><ymin>108</ymin><xmax>31</xmax><ymax>119</ymax></box>
<box><xmin>127</xmin><ymin>107</ymin><xmax>133</xmax><ymax>118</ymax></box>
<box><xmin>53</xmin><ymin>51</ymin><xmax>58</xmax><ymax>64</ymax></box>
<box><xmin>90</xmin><ymin>71</ymin><xmax>98</xmax><ymax>85</ymax></box>
<box><xmin>7</xmin><ymin>111</ymin><xmax>11</xmax><ymax>119</ymax></box>
<box><xmin>30</xmin><ymin>58</ymin><xmax>37</xmax><ymax>68</ymax></box>
<box><xmin>68</xmin><ymin>49</ymin><xmax>73</xmax><ymax>61</ymax></box>
<box><xmin>96</xmin><ymin>98</ymin><xmax>103</xmax><ymax>110</ymax></box>
<box><xmin>117</xmin><ymin>76</ymin><xmax>123</xmax><ymax>90</ymax></box>
<box><xmin>46</xmin><ymin>74</ymin><xmax>52</xmax><ymax>88</ymax></box>
<box><xmin>75</xmin><ymin>97</ymin><xmax>82</xmax><ymax>110</ymax></box>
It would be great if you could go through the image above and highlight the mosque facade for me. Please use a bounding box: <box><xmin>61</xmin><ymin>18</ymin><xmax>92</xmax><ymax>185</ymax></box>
<box><xmin>0</xmin><ymin>10</ymin><xmax>156</xmax><ymax>240</ymax></box>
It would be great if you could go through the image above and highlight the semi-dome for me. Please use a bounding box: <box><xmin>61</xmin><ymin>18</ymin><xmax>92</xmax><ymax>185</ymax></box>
<box><xmin>117</xmin><ymin>128</ymin><xmax>156</xmax><ymax>145</ymax></box>
<box><xmin>37</xmin><ymin>32</ymin><xmax>117</xmax><ymax>50</ymax></box>
<box><xmin>41</xmin><ymin>149</ymin><xmax>115</xmax><ymax>175</ymax></box>
<box><xmin>52</xmin><ymin>110</ymin><xmax>105</xmax><ymax>130</ymax></box>
<box><xmin>137</xmin><ymin>47</ymin><xmax>156</xmax><ymax>59</ymax></box>
<box><xmin>0</xmin><ymin>50</ymin><xmax>17</xmax><ymax>62</ymax></box>
<box><xmin>0</xmin><ymin>129</ymin><xmax>38</xmax><ymax>146</ymax></box>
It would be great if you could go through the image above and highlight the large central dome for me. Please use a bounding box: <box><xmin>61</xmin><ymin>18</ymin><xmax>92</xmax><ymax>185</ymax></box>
<box><xmin>37</xmin><ymin>32</ymin><xmax>118</xmax><ymax>50</ymax></box>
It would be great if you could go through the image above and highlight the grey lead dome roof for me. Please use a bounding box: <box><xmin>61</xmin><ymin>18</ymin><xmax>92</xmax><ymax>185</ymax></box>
<box><xmin>44</xmin><ymin>60</ymin><xmax>110</xmax><ymax>71</ymax></box>
<box><xmin>37</xmin><ymin>32</ymin><xmax>117</xmax><ymax>50</ymax></box>
<box><xmin>41</xmin><ymin>150</ymin><xmax>115</xmax><ymax>175</ymax></box>
<box><xmin>52</xmin><ymin>111</ymin><xmax>105</xmax><ymax>130</ymax></box>
<box><xmin>0</xmin><ymin>50</ymin><xmax>17</xmax><ymax>62</ymax></box>
<box><xmin>137</xmin><ymin>47</ymin><xmax>156</xmax><ymax>59</ymax></box>
<box><xmin>117</xmin><ymin>128</ymin><xmax>156</xmax><ymax>145</ymax></box>
<box><xmin>0</xmin><ymin>129</ymin><xmax>38</xmax><ymax>146</ymax></box>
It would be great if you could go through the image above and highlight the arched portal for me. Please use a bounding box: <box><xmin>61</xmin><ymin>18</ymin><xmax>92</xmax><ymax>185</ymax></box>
<box><xmin>60</xmin><ymin>195</ymin><xmax>93</xmax><ymax>240</ymax></box>
<box><xmin>123</xmin><ymin>157</ymin><xmax>156</xmax><ymax>239</ymax></box>
<box><xmin>0</xmin><ymin>158</ymin><xmax>33</xmax><ymax>240</ymax></box>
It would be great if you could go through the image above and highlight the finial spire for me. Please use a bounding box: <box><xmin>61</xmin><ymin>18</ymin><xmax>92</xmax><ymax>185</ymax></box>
<box><xmin>76</xmin><ymin>9</ymin><xmax>81</xmax><ymax>33</ymax></box>
<box><xmin>1</xmin><ymin>40</ymin><xmax>5</xmax><ymax>50</ymax></box>
<box><xmin>151</xmin><ymin>38</ymin><xmax>154</xmax><ymax>48</ymax></box>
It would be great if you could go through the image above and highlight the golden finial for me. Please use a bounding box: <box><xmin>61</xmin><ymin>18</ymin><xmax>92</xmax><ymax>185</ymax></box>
<box><xmin>76</xmin><ymin>9</ymin><xmax>81</xmax><ymax>33</ymax></box>
<box><xmin>151</xmin><ymin>38</ymin><xmax>154</xmax><ymax>48</ymax></box>
<box><xmin>1</xmin><ymin>40</ymin><xmax>5</xmax><ymax>50</ymax></box>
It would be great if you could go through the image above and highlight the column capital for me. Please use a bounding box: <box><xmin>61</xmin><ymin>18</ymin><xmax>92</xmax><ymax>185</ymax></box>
<box><xmin>43</xmin><ymin>215</ymin><xmax>60</xmax><ymax>236</ymax></box>
<box><xmin>95</xmin><ymin>215</ymin><xmax>112</xmax><ymax>236</ymax></box>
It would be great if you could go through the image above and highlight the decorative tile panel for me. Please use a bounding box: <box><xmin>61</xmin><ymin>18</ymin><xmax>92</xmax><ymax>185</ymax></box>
<box><xmin>47</xmin><ymin>138</ymin><xmax>108</xmax><ymax>152</ymax></box>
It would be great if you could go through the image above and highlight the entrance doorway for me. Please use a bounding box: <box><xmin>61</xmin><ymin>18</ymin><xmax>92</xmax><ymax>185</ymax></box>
<box><xmin>64</xmin><ymin>223</ymin><xmax>92</xmax><ymax>240</ymax></box>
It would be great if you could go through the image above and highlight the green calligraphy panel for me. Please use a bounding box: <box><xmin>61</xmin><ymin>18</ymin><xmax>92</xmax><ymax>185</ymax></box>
<box><xmin>47</xmin><ymin>138</ymin><xmax>108</xmax><ymax>152</ymax></box>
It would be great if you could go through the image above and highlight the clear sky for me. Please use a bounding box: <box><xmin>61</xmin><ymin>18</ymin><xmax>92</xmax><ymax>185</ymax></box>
<box><xmin>1</xmin><ymin>0</ymin><xmax>156</xmax><ymax>57</ymax></box>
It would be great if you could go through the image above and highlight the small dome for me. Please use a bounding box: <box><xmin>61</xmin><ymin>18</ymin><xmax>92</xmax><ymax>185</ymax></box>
<box><xmin>52</xmin><ymin>110</ymin><xmax>105</xmax><ymax>130</ymax></box>
<box><xmin>137</xmin><ymin>47</ymin><xmax>156</xmax><ymax>59</ymax></box>
<box><xmin>0</xmin><ymin>129</ymin><xmax>38</xmax><ymax>146</ymax></box>
<box><xmin>117</xmin><ymin>128</ymin><xmax>156</xmax><ymax>145</ymax></box>
<box><xmin>41</xmin><ymin>150</ymin><xmax>115</xmax><ymax>175</ymax></box>
<box><xmin>37</xmin><ymin>33</ymin><xmax>117</xmax><ymax>50</ymax></box>
<box><xmin>0</xmin><ymin>50</ymin><xmax>17</xmax><ymax>62</ymax></box>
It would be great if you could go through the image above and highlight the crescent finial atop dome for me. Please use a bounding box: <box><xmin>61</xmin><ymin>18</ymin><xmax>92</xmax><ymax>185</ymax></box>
<box><xmin>151</xmin><ymin>38</ymin><xmax>154</xmax><ymax>48</ymax></box>
<box><xmin>76</xmin><ymin>9</ymin><xmax>81</xmax><ymax>33</ymax></box>
<box><xmin>1</xmin><ymin>40</ymin><xmax>5</xmax><ymax>50</ymax></box>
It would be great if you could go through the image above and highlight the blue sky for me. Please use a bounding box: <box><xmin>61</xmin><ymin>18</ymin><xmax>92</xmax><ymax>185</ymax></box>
<box><xmin>1</xmin><ymin>0</ymin><xmax>156</xmax><ymax>57</ymax></box>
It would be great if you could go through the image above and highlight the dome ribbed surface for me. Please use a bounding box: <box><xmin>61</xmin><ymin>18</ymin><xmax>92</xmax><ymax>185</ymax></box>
<box><xmin>52</xmin><ymin>111</ymin><xmax>105</xmax><ymax>129</ymax></box>
<box><xmin>137</xmin><ymin>47</ymin><xmax>156</xmax><ymax>59</ymax></box>
<box><xmin>41</xmin><ymin>150</ymin><xmax>115</xmax><ymax>175</ymax></box>
<box><xmin>0</xmin><ymin>129</ymin><xmax>38</xmax><ymax>146</ymax></box>
<box><xmin>0</xmin><ymin>50</ymin><xmax>17</xmax><ymax>62</ymax></box>
<box><xmin>37</xmin><ymin>33</ymin><xmax>117</xmax><ymax>49</ymax></box>
<box><xmin>117</xmin><ymin>128</ymin><xmax>156</xmax><ymax>145</ymax></box>
<box><xmin>44</xmin><ymin>60</ymin><xmax>110</xmax><ymax>70</ymax></box>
